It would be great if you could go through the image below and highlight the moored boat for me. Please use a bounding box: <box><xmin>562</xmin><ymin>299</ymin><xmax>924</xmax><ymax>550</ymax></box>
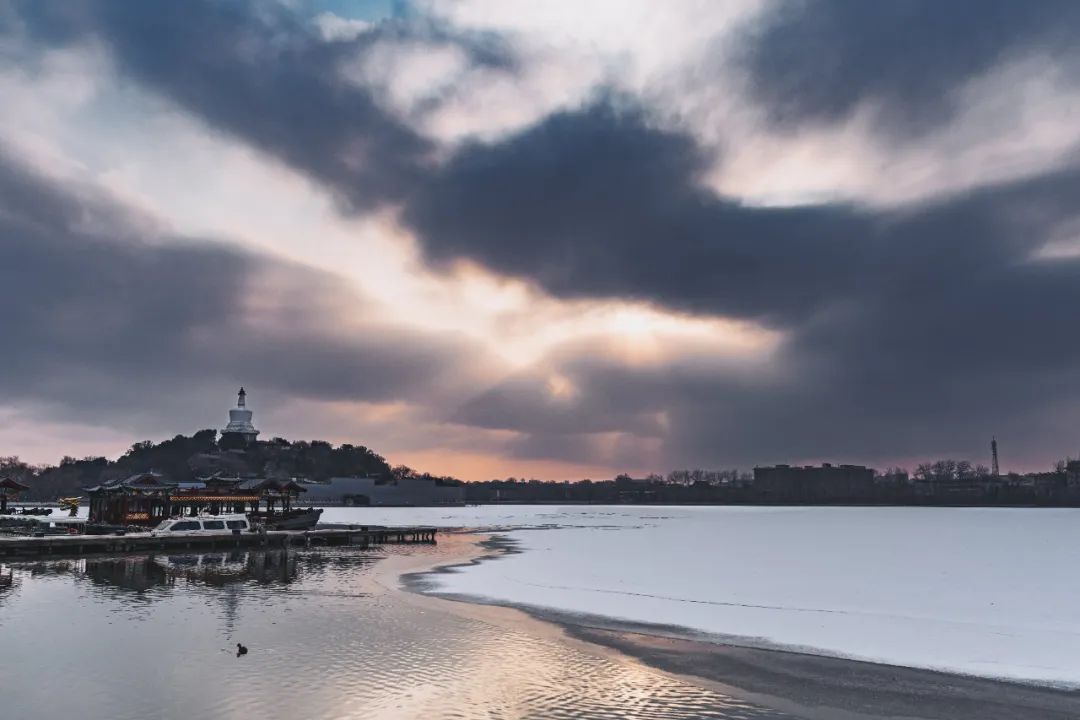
<box><xmin>249</xmin><ymin>507</ymin><xmax>322</xmax><ymax>530</ymax></box>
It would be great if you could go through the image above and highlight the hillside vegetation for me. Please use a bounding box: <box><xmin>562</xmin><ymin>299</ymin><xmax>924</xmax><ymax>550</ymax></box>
<box><xmin>1</xmin><ymin>431</ymin><xmax>394</xmax><ymax>500</ymax></box>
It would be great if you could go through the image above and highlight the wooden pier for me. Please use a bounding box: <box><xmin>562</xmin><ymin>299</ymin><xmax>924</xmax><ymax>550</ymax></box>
<box><xmin>0</xmin><ymin>525</ymin><xmax>438</xmax><ymax>559</ymax></box>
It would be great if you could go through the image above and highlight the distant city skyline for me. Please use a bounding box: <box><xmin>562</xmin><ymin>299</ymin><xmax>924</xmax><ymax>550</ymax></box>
<box><xmin>4</xmin><ymin>1</ymin><xmax>1080</xmax><ymax>479</ymax></box>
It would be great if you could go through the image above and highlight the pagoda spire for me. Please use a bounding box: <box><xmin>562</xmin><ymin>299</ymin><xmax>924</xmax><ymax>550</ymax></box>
<box><xmin>222</xmin><ymin>386</ymin><xmax>258</xmax><ymax>447</ymax></box>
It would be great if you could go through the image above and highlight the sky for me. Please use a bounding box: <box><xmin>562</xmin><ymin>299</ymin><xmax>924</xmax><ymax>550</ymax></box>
<box><xmin>3</xmin><ymin>1</ymin><xmax>1080</xmax><ymax>479</ymax></box>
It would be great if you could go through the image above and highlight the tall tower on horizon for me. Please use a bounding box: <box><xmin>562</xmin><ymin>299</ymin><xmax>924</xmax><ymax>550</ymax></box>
<box><xmin>221</xmin><ymin>386</ymin><xmax>260</xmax><ymax>448</ymax></box>
<box><xmin>991</xmin><ymin>436</ymin><xmax>1000</xmax><ymax>477</ymax></box>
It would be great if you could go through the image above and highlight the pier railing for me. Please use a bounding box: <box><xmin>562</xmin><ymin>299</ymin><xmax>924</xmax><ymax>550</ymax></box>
<box><xmin>0</xmin><ymin>526</ymin><xmax>438</xmax><ymax>559</ymax></box>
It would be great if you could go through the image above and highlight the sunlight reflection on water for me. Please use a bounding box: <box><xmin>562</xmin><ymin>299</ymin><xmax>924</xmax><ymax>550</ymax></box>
<box><xmin>0</xmin><ymin>542</ymin><xmax>788</xmax><ymax>720</ymax></box>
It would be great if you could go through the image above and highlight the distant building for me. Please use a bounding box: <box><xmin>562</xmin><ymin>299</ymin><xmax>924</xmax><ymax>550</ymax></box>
<box><xmin>1027</xmin><ymin>471</ymin><xmax>1066</xmax><ymax>501</ymax></box>
<box><xmin>85</xmin><ymin>472</ymin><xmax>175</xmax><ymax>525</ymax></box>
<box><xmin>299</xmin><ymin>476</ymin><xmax>465</xmax><ymax>506</ymax></box>
<box><xmin>610</xmin><ymin>474</ymin><xmax>662</xmax><ymax>502</ymax></box>
<box><xmin>875</xmin><ymin>468</ymin><xmax>910</xmax><ymax>485</ymax></box>
<box><xmin>1066</xmin><ymin>461</ymin><xmax>1080</xmax><ymax>489</ymax></box>
<box><xmin>221</xmin><ymin>387</ymin><xmax>259</xmax><ymax>448</ymax></box>
<box><xmin>753</xmin><ymin>463</ymin><xmax>875</xmax><ymax>503</ymax></box>
<box><xmin>912</xmin><ymin>474</ymin><xmax>986</xmax><ymax>502</ymax></box>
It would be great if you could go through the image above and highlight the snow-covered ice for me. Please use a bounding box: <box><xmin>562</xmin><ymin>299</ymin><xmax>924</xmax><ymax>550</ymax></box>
<box><xmin>326</xmin><ymin>505</ymin><xmax>1080</xmax><ymax>686</ymax></box>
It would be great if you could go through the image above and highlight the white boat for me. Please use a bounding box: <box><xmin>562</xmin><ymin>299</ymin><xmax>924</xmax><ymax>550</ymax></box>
<box><xmin>151</xmin><ymin>514</ymin><xmax>252</xmax><ymax>536</ymax></box>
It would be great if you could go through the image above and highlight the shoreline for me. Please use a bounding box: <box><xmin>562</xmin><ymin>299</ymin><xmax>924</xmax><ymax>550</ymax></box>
<box><xmin>397</xmin><ymin>530</ymin><xmax>1080</xmax><ymax>720</ymax></box>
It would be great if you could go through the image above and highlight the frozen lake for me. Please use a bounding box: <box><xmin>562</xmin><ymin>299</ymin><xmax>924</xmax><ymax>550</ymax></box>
<box><xmin>322</xmin><ymin>505</ymin><xmax>1080</xmax><ymax>686</ymax></box>
<box><xmin>38</xmin><ymin>503</ymin><xmax>1080</xmax><ymax>685</ymax></box>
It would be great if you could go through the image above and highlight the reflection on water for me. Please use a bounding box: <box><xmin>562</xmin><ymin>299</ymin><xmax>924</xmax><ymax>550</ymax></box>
<box><xmin>82</xmin><ymin>549</ymin><xmax>300</xmax><ymax>591</ymax></box>
<box><xmin>0</xmin><ymin>543</ymin><xmax>789</xmax><ymax>720</ymax></box>
<box><xmin>0</xmin><ymin>563</ymin><xmax>15</xmax><ymax>599</ymax></box>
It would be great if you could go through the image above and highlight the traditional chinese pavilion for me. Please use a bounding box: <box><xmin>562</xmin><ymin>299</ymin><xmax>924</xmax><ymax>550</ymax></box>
<box><xmin>86</xmin><ymin>472</ymin><xmax>308</xmax><ymax>527</ymax></box>
<box><xmin>85</xmin><ymin>472</ymin><xmax>176</xmax><ymax>526</ymax></box>
<box><xmin>85</xmin><ymin>389</ymin><xmax>313</xmax><ymax>528</ymax></box>
<box><xmin>0</xmin><ymin>477</ymin><xmax>31</xmax><ymax>513</ymax></box>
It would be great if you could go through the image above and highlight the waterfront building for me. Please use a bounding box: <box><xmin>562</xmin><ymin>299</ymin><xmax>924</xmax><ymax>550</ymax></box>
<box><xmin>85</xmin><ymin>472</ymin><xmax>309</xmax><ymax>526</ymax></box>
<box><xmin>753</xmin><ymin>463</ymin><xmax>875</xmax><ymax>503</ymax></box>
<box><xmin>0</xmin><ymin>477</ymin><xmax>30</xmax><ymax>513</ymax></box>
<box><xmin>912</xmin><ymin>474</ymin><xmax>985</xmax><ymax>502</ymax></box>
<box><xmin>1028</xmin><ymin>471</ymin><xmax>1067</xmax><ymax>502</ymax></box>
<box><xmin>1066</xmin><ymin>461</ymin><xmax>1080</xmax><ymax>489</ymax></box>
<box><xmin>299</xmin><ymin>475</ymin><xmax>465</xmax><ymax>506</ymax></box>
<box><xmin>221</xmin><ymin>387</ymin><xmax>259</xmax><ymax>449</ymax></box>
<box><xmin>85</xmin><ymin>472</ymin><xmax>175</xmax><ymax>526</ymax></box>
<box><xmin>612</xmin><ymin>475</ymin><xmax>661</xmax><ymax>503</ymax></box>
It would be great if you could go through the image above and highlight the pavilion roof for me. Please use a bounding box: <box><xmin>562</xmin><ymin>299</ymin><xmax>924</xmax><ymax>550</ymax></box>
<box><xmin>236</xmin><ymin>478</ymin><xmax>307</xmax><ymax>493</ymax></box>
<box><xmin>84</xmin><ymin>472</ymin><xmax>177</xmax><ymax>494</ymax></box>
<box><xmin>195</xmin><ymin>472</ymin><xmax>246</xmax><ymax>486</ymax></box>
<box><xmin>0</xmin><ymin>477</ymin><xmax>30</xmax><ymax>492</ymax></box>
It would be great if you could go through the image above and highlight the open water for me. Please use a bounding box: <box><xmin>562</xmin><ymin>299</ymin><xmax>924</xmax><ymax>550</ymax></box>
<box><xmin>0</xmin><ymin>534</ymin><xmax>788</xmax><ymax>720</ymax></box>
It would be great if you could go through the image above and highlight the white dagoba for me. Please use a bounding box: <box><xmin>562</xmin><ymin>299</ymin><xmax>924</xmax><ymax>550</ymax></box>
<box><xmin>222</xmin><ymin>387</ymin><xmax>259</xmax><ymax>444</ymax></box>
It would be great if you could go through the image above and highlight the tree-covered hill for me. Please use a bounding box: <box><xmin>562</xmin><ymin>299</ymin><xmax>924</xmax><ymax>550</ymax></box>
<box><xmin>3</xmin><ymin>431</ymin><xmax>394</xmax><ymax>501</ymax></box>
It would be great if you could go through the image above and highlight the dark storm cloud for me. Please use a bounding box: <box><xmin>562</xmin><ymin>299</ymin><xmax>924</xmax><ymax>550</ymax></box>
<box><xmin>9</xmin><ymin>0</ymin><xmax>1080</xmax><ymax>469</ymax></box>
<box><xmin>5</xmin><ymin>0</ymin><xmax>514</xmax><ymax>219</ymax></box>
<box><xmin>445</xmin><ymin>163</ymin><xmax>1080</xmax><ymax>468</ymax></box>
<box><xmin>454</xmin><ymin>347</ymin><xmax>679</xmax><ymax>467</ymax></box>
<box><xmin>10</xmin><ymin>0</ymin><xmax>1075</xmax><ymax>332</ymax></box>
<box><xmin>403</xmin><ymin>99</ymin><xmax>1073</xmax><ymax>331</ymax></box>
<box><xmin>8</xmin><ymin>0</ymin><xmax>494</xmax><ymax>210</ymax></box>
<box><xmin>6</xmin><ymin>0</ymin><xmax>876</xmax><ymax>327</ymax></box>
<box><xmin>738</xmin><ymin>0</ymin><xmax>1080</xmax><ymax>136</ymax></box>
<box><xmin>406</xmin><ymin>102</ymin><xmax>872</xmax><ymax>326</ymax></box>
<box><xmin>456</xmin><ymin>362</ymin><xmax>668</xmax><ymax>438</ymax></box>
<box><xmin>0</xmin><ymin>152</ymin><xmax>481</xmax><ymax>431</ymax></box>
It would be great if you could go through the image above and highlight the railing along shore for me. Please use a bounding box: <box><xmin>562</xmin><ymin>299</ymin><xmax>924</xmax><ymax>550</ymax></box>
<box><xmin>0</xmin><ymin>526</ymin><xmax>438</xmax><ymax>559</ymax></box>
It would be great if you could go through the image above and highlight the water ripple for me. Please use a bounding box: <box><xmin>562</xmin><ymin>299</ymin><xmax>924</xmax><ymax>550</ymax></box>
<box><xmin>1</xmin><ymin>545</ymin><xmax>790</xmax><ymax>720</ymax></box>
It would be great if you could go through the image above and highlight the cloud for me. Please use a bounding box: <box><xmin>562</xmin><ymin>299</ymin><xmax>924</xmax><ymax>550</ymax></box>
<box><xmin>418</xmin><ymin>117</ymin><xmax>1080</xmax><ymax>467</ymax></box>
<box><xmin>402</xmin><ymin>94</ymin><xmax>1080</xmax><ymax>322</ymax></box>
<box><xmin>405</xmin><ymin>101</ymin><xmax>873</xmax><ymax>326</ymax></box>
<box><xmin>10</xmin><ymin>0</ymin><xmax>438</xmax><ymax>211</ymax></box>
<box><xmin>0</xmin><ymin>149</ymin><xmax>487</xmax><ymax>436</ymax></box>
<box><xmin>312</xmin><ymin>11</ymin><xmax>372</xmax><ymax>42</ymax></box>
<box><xmin>8</xmin><ymin>0</ymin><xmax>1080</xmax><ymax>474</ymax></box>
<box><xmin>737</xmin><ymin>0</ymin><xmax>1080</xmax><ymax>137</ymax></box>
